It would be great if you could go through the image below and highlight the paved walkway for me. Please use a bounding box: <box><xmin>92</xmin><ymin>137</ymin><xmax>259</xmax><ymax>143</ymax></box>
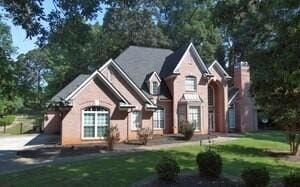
<box><xmin>0</xmin><ymin>134</ymin><xmax>238</xmax><ymax>175</ymax></box>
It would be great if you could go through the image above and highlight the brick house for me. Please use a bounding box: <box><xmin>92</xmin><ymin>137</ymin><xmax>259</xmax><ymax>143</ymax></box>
<box><xmin>44</xmin><ymin>43</ymin><xmax>258</xmax><ymax>145</ymax></box>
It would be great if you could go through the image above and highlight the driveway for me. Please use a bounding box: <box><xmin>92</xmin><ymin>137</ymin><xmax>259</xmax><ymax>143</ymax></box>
<box><xmin>0</xmin><ymin>134</ymin><xmax>59</xmax><ymax>174</ymax></box>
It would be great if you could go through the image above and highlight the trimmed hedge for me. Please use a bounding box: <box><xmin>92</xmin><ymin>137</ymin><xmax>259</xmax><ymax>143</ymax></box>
<box><xmin>241</xmin><ymin>167</ymin><xmax>270</xmax><ymax>187</ymax></box>
<box><xmin>196</xmin><ymin>150</ymin><xmax>222</xmax><ymax>178</ymax></box>
<box><xmin>179</xmin><ymin>120</ymin><xmax>194</xmax><ymax>140</ymax></box>
<box><xmin>155</xmin><ymin>155</ymin><xmax>180</xmax><ymax>181</ymax></box>
<box><xmin>0</xmin><ymin>115</ymin><xmax>16</xmax><ymax>126</ymax></box>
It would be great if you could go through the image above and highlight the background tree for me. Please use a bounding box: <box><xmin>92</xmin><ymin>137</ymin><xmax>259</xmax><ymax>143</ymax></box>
<box><xmin>0</xmin><ymin>18</ymin><xmax>23</xmax><ymax>115</ymax></box>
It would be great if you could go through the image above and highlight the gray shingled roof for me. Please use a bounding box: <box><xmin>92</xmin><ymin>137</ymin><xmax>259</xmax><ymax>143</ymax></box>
<box><xmin>51</xmin><ymin>74</ymin><xmax>90</xmax><ymax>102</ymax></box>
<box><xmin>115</xmin><ymin>45</ymin><xmax>191</xmax><ymax>99</ymax></box>
<box><xmin>228</xmin><ymin>87</ymin><xmax>239</xmax><ymax>104</ymax></box>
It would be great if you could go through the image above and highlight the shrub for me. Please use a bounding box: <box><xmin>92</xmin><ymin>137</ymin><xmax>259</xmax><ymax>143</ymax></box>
<box><xmin>0</xmin><ymin>115</ymin><xmax>16</xmax><ymax>126</ymax></box>
<box><xmin>137</xmin><ymin>127</ymin><xmax>153</xmax><ymax>145</ymax></box>
<box><xmin>155</xmin><ymin>155</ymin><xmax>180</xmax><ymax>181</ymax></box>
<box><xmin>179</xmin><ymin>120</ymin><xmax>194</xmax><ymax>140</ymax></box>
<box><xmin>283</xmin><ymin>172</ymin><xmax>300</xmax><ymax>187</ymax></box>
<box><xmin>241</xmin><ymin>167</ymin><xmax>270</xmax><ymax>187</ymax></box>
<box><xmin>196</xmin><ymin>150</ymin><xmax>222</xmax><ymax>178</ymax></box>
<box><xmin>104</xmin><ymin>126</ymin><xmax>120</xmax><ymax>151</ymax></box>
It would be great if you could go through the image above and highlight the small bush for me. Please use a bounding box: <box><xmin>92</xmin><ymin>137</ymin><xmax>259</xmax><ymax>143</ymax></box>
<box><xmin>241</xmin><ymin>167</ymin><xmax>270</xmax><ymax>187</ymax></box>
<box><xmin>179</xmin><ymin>120</ymin><xmax>194</xmax><ymax>140</ymax></box>
<box><xmin>137</xmin><ymin>127</ymin><xmax>153</xmax><ymax>145</ymax></box>
<box><xmin>0</xmin><ymin>115</ymin><xmax>16</xmax><ymax>126</ymax></box>
<box><xmin>104</xmin><ymin>126</ymin><xmax>120</xmax><ymax>151</ymax></box>
<box><xmin>196</xmin><ymin>150</ymin><xmax>222</xmax><ymax>178</ymax></box>
<box><xmin>155</xmin><ymin>155</ymin><xmax>180</xmax><ymax>181</ymax></box>
<box><xmin>283</xmin><ymin>172</ymin><xmax>300</xmax><ymax>187</ymax></box>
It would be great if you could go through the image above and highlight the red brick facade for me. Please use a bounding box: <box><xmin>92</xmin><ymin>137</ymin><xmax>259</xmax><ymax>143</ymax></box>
<box><xmin>43</xmin><ymin>45</ymin><xmax>257</xmax><ymax>145</ymax></box>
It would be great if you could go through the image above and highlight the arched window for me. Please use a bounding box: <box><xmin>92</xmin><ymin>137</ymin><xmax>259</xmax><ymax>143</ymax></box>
<box><xmin>185</xmin><ymin>76</ymin><xmax>197</xmax><ymax>91</ymax></box>
<box><xmin>82</xmin><ymin>106</ymin><xmax>109</xmax><ymax>139</ymax></box>
<box><xmin>208</xmin><ymin>86</ymin><xmax>214</xmax><ymax>106</ymax></box>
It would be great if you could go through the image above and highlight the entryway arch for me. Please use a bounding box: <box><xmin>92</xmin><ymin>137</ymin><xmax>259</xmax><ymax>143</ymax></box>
<box><xmin>208</xmin><ymin>80</ymin><xmax>225</xmax><ymax>132</ymax></box>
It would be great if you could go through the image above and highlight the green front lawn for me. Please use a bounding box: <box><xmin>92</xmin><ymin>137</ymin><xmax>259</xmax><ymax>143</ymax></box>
<box><xmin>0</xmin><ymin>131</ymin><xmax>299</xmax><ymax>187</ymax></box>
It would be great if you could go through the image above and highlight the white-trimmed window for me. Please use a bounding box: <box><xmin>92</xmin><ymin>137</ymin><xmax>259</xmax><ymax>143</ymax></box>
<box><xmin>185</xmin><ymin>76</ymin><xmax>197</xmax><ymax>91</ymax></box>
<box><xmin>131</xmin><ymin>111</ymin><xmax>141</xmax><ymax>130</ymax></box>
<box><xmin>188</xmin><ymin>106</ymin><xmax>200</xmax><ymax>130</ymax></box>
<box><xmin>82</xmin><ymin>106</ymin><xmax>109</xmax><ymax>138</ymax></box>
<box><xmin>152</xmin><ymin>81</ymin><xmax>159</xmax><ymax>95</ymax></box>
<box><xmin>153</xmin><ymin>109</ymin><xmax>165</xmax><ymax>129</ymax></box>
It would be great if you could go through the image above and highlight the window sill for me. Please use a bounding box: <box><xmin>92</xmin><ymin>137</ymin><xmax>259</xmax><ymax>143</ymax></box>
<box><xmin>81</xmin><ymin>137</ymin><xmax>106</xmax><ymax>140</ymax></box>
<box><xmin>153</xmin><ymin>128</ymin><xmax>164</xmax><ymax>130</ymax></box>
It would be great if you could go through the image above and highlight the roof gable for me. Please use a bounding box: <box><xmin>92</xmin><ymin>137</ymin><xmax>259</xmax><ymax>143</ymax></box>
<box><xmin>51</xmin><ymin>70</ymin><xmax>130</xmax><ymax>106</ymax></box>
<box><xmin>99</xmin><ymin>59</ymin><xmax>156</xmax><ymax>107</ymax></box>
<box><xmin>208</xmin><ymin>60</ymin><xmax>231</xmax><ymax>79</ymax></box>
<box><xmin>172</xmin><ymin>43</ymin><xmax>210</xmax><ymax>75</ymax></box>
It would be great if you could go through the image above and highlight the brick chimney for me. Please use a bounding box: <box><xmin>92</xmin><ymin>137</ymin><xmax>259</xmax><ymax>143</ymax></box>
<box><xmin>234</xmin><ymin>61</ymin><xmax>258</xmax><ymax>132</ymax></box>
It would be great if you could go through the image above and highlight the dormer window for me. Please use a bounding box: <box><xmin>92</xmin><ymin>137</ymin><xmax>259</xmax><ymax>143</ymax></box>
<box><xmin>185</xmin><ymin>76</ymin><xmax>197</xmax><ymax>91</ymax></box>
<box><xmin>152</xmin><ymin>81</ymin><xmax>159</xmax><ymax>95</ymax></box>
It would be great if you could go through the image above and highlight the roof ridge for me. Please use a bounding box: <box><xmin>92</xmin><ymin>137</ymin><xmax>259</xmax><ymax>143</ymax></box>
<box><xmin>128</xmin><ymin>45</ymin><xmax>173</xmax><ymax>52</ymax></box>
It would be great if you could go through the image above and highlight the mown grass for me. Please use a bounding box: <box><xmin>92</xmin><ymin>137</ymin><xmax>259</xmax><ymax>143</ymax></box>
<box><xmin>0</xmin><ymin>130</ymin><xmax>299</xmax><ymax>187</ymax></box>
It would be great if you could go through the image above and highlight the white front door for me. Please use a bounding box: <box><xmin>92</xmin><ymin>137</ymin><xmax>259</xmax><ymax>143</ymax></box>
<box><xmin>208</xmin><ymin>111</ymin><xmax>215</xmax><ymax>132</ymax></box>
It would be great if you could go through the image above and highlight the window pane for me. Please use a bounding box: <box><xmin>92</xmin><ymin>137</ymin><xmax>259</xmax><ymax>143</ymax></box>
<box><xmin>84</xmin><ymin>113</ymin><xmax>95</xmax><ymax>126</ymax></box>
<box><xmin>97</xmin><ymin>126</ymin><xmax>107</xmax><ymax>137</ymax></box>
<box><xmin>208</xmin><ymin>86</ymin><xmax>214</xmax><ymax>106</ymax></box>
<box><xmin>152</xmin><ymin>82</ymin><xmax>159</xmax><ymax>95</ymax></box>
<box><xmin>153</xmin><ymin>109</ymin><xmax>164</xmax><ymax>128</ymax></box>
<box><xmin>132</xmin><ymin>111</ymin><xmax>141</xmax><ymax>129</ymax></box>
<box><xmin>84</xmin><ymin>126</ymin><xmax>95</xmax><ymax>137</ymax></box>
<box><xmin>188</xmin><ymin>107</ymin><xmax>200</xmax><ymax>129</ymax></box>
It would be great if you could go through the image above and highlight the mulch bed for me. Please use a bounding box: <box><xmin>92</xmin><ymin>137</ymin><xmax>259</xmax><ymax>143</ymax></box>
<box><xmin>16</xmin><ymin>145</ymin><xmax>108</xmax><ymax>159</ymax></box>
<box><xmin>135</xmin><ymin>173</ymin><xmax>243</xmax><ymax>187</ymax></box>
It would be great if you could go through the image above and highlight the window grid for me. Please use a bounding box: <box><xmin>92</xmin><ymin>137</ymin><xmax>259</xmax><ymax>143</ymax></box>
<box><xmin>188</xmin><ymin>107</ymin><xmax>200</xmax><ymax>130</ymax></box>
<box><xmin>83</xmin><ymin>107</ymin><xmax>109</xmax><ymax>138</ymax></box>
<box><xmin>185</xmin><ymin>76</ymin><xmax>196</xmax><ymax>91</ymax></box>
<box><xmin>153</xmin><ymin>109</ymin><xmax>164</xmax><ymax>129</ymax></box>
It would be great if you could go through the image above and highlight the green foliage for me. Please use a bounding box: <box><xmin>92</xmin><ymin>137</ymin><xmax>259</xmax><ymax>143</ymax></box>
<box><xmin>155</xmin><ymin>155</ymin><xmax>180</xmax><ymax>181</ymax></box>
<box><xmin>196</xmin><ymin>150</ymin><xmax>222</xmax><ymax>178</ymax></box>
<box><xmin>283</xmin><ymin>172</ymin><xmax>300</xmax><ymax>187</ymax></box>
<box><xmin>241</xmin><ymin>167</ymin><xmax>270</xmax><ymax>187</ymax></box>
<box><xmin>179</xmin><ymin>120</ymin><xmax>194</xmax><ymax>140</ymax></box>
<box><xmin>0</xmin><ymin>115</ymin><xmax>16</xmax><ymax>126</ymax></box>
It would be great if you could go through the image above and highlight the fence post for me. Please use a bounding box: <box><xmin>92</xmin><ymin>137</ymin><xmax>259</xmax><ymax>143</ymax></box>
<box><xmin>20</xmin><ymin>123</ymin><xmax>23</xmax><ymax>134</ymax></box>
<box><xmin>3</xmin><ymin>124</ymin><xmax>6</xmax><ymax>134</ymax></box>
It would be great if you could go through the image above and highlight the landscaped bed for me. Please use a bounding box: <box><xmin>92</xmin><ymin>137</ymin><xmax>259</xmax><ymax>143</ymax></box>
<box><xmin>0</xmin><ymin>131</ymin><xmax>299</xmax><ymax>187</ymax></box>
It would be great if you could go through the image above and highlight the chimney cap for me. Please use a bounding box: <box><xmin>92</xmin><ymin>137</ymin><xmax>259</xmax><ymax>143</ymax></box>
<box><xmin>235</xmin><ymin>61</ymin><xmax>249</xmax><ymax>69</ymax></box>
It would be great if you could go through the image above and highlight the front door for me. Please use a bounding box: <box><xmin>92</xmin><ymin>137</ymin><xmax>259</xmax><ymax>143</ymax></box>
<box><xmin>208</xmin><ymin>111</ymin><xmax>215</xmax><ymax>132</ymax></box>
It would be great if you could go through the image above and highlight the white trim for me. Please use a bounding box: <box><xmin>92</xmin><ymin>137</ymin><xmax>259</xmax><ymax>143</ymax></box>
<box><xmin>173</xmin><ymin>42</ymin><xmax>210</xmax><ymax>74</ymax></box>
<box><xmin>228</xmin><ymin>91</ymin><xmax>239</xmax><ymax>105</ymax></box>
<box><xmin>65</xmin><ymin>70</ymin><xmax>129</xmax><ymax>106</ymax></box>
<box><xmin>81</xmin><ymin>107</ymin><xmax>109</xmax><ymax>140</ymax></box>
<box><xmin>99</xmin><ymin>59</ymin><xmax>156</xmax><ymax>107</ymax></box>
<box><xmin>149</xmin><ymin>71</ymin><xmax>161</xmax><ymax>82</ymax></box>
<box><xmin>110</xmin><ymin>60</ymin><xmax>156</xmax><ymax>107</ymax></box>
<box><xmin>208</xmin><ymin>60</ymin><xmax>231</xmax><ymax>79</ymax></box>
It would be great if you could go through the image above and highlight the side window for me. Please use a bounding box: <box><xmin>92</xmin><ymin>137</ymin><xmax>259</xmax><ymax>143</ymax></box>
<box><xmin>131</xmin><ymin>111</ymin><xmax>141</xmax><ymax>130</ymax></box>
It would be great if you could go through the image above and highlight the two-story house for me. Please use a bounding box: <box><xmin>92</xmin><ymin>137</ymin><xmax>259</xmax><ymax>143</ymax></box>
<box><xmin>44</xmin><ymin>43</ymin><xmax>257</xmax><ymax>145</ymax></box>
